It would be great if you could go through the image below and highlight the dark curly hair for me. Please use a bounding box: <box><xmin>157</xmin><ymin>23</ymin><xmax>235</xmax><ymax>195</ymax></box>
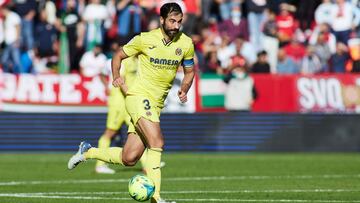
<box><xmin>160</xmin><ymin>2</ymin><xmax>183</xmax><ymax>19</ymax></box>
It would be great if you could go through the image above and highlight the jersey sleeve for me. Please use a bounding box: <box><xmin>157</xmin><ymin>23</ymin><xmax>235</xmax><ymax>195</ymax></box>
<box><xmin>182</xmin><ymin>42</ymin><xmax>195</xmax><ymax>68</ymax></box>
<box><xmin>123</xmin><ymin>34</ymin><xmax>142</xmax><ymax>57</ymax></box>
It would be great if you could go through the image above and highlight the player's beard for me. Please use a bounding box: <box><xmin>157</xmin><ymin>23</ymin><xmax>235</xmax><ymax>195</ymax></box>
<box><xmin>162</xmin><ymin>23</ymin><xmax>179</xmax><ymax>39</ymax></box>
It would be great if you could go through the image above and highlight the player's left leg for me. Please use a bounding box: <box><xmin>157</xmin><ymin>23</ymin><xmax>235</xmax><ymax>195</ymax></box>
<box><xmin>95</xmin><ymin>129</ymin><xmax>117</xmax><ymax>174</ymax></box>
<box><xmin>95</xmin><ymin>88</ymin><xmax>126</xmax><ymax>173</ymax></box>
<box><xmin>67</xmin><ymin>132</ymin><xmax>146</xmax><ymax>170</ymax></box>
<box><xmin>67</xmin><ymin>141</ymin><xmax>124</xmax><ymax>170</ymax></box>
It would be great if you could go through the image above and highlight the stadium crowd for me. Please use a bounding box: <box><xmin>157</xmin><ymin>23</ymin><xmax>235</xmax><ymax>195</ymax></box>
<box><xmin>1</xmin><ymin>0</ymin><xmax>360</xmax><ymax>75</ymax></box>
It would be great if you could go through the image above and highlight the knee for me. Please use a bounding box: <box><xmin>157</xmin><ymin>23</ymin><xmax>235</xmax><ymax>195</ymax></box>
<box><xmin>122</xmin><ymin>154</ymin><xmax>138</xmax><ymax>166</ymax></box>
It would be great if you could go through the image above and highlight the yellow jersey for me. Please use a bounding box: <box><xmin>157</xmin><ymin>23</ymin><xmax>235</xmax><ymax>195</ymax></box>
<box><xmin>122</xmin><ymin>28</ymin><xmax>194</xmax><ymax>108</ymax></box>
<box><xmin>120</xmin><ymin>56</ymin><xmax>138</xmax><ymax>88</ymax></box>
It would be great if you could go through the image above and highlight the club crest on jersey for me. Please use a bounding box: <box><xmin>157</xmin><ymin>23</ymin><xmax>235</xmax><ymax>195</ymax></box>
<box><xmin>175</xmin><ymin>48</ymin><xmax>182</xmax><ymax>56</ymax></box>
<box><xmin>146</xmin><ymin>111</ymin><xmax>152</xmax><ymax>117</ymax></box>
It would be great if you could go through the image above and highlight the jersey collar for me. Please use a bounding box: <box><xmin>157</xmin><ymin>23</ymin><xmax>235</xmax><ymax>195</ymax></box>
<box><xmin>157</xmin><ymin>28</ymin><xmax>180</xmax><ymax>47</ymax></box>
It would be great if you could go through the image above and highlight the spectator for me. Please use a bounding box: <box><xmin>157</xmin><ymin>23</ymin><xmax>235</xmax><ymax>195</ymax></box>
<box><xmin>262</xmin><ymin>10</ymin><xmax>279</xmax><ymax>73</ymax></box>
<box><xmin>0</xmin><ymin>5</ymin><xmax>24</xmax><ymax>73</ymax></box>
<box><xmin>223</xmin><ymin>59</ymin><xmax>257</xmax><ymax>112</ymax></box>
<box><xmin>309</xmin><ymin>23</ymin><xmax>336</xmax><ymax>54</ymax></box>
<box><xmin>204</xmin><ymin>51</ymin><xmax>222</xmax><ymax>74</ymax></box>
<box><xmin>218</xmin><ymin>0</ymin><xmax>241</xmax><ymax>21</ymax></box>
<box><xmin>276</xmin><ymin>3</ymin><xmax>297</xmax><ymax>45</ymax></box>
<box><xmin>116</xmin><ymin>0</ymin><xmax>142</xmax><ymax>46</ymax></box>
<box><xmin>277</xmin><ymin>48</ymin><xmax>299</xmax><ymax>74</ymax></box>
<box><xmin>295</xmin><ymin>0</ymin><xmax>319</xmax><ymax>31</ymax></box>
<box><xmin>58</xmin><ymin>0</ymin><xmax>84</xmax><ymax>73</ymax></box>
<box><xmin>311</xmin><ymin>27</ymin><xmax>333</xmax><ymax>72</ymax></box>
<box><xmin>330</xmin><ymin>0</ymin><xmax>360</xmax><ymax>44</ymax></box>
<box><xmin>330</xmin><ymin>42</ymin><xmax>350</xmax><ymax>73</ymax></box>
<box><xmin>33</xmin><ymin>9</ymin><xmax>58</xmax><ymax>73</ymax></box>
<box><xmin>315</xmin><ymin>0</ymin><xmax>333</xmax><ymax>25</ymax></box>
<box><xmin>300</xmin><ymin>45</ymin><xmax>323</xmax><ymax>74</ymax></box>
<box><xmin>197</xmin><ymin>22</ymin><xmax>220</xmax><ymax>57</ymax></box>
<box><xmin>251</xmin><ymin>50</ymin><xmax>271</xmax><ymax>73</ymax></box>
<box><xmin>79</xmin><ymin>44</ymin><xmax>107</xmax><ymax>77</ymax></box>
<box><xmin>226</xmin><ymin>35</ymin><xmax>257</xmax><ymax>66</ymax></box>
<box><xmin>35</xmin><ymin>9</ymin><xmax>58</xmax><ymax>58</ymax></box>
<box><xmin>217</xmin><ymin>34</ymin><xmax>233</xmax><ymax>68</ymax></box>
<box><xmin>283</xmin><ymin>37</ymin><xmax>306</xmax><ymax>64</ymax></box>
<box><xmin>182</xmin><ymin>0</ymin><xmax>201</xmax><ymax>35</ymax></box>
<box><xmin>246</xmin><ymin>0</ymin><xmax>268</xmax><ymax>51</ymax></box>
<box><xmin>218</xmin><ymin>3</ymin><xmax>249</xmax><ymax>42</ymax></box>
<box><xmin>200</xmin><ymin>0</ymin><xmax>212</xmax><ymax>23</ymax></box>
<box><xmin>82</xmin><ymin>0</ymin><xmax>110</xmax><ymax>50</ymax></box>
<box><xmin>14</xmin><ymin>0</ymin><xmax>37</xmax><ymax>51</ymax></box>
<box><xmin>39</xmin><ymin>0</ymin><xmax>57</xmax><ymax>25</ymax></box>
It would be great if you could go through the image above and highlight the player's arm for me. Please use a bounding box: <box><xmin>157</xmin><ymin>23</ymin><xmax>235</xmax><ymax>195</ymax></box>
<box><xmin>178</xmin><ymin>43</ymin><xmax>195</xmax><ymax>103</ymax></box>
<box><xmin>178</xmin><ymin>66</ymin><xmax>195</xmax><ymax>103</ymax></box>
<box><xmin>111</xmin><ymin>47</ymin><xmax>128</xmax><ymax>89</ymax></box>
<box><xmin>112</xmin><ymin>35</ymin><xmax>142</xmax><ymax>93</ymax></box>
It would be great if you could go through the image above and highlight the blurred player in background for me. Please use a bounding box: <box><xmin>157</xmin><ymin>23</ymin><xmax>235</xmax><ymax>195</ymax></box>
<box><xmin>68</xmin><ymin>3</ymin><xmax>195</xmax><ymax>203</ymax></box>
<box><xmin>95</xmin><ymin>42</ymin><xmax>145</xmax><ymax>174</ymax></box>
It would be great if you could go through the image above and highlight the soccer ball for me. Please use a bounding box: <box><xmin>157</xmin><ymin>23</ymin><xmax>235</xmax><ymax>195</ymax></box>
<box><xmin>128</xmin><ymin>174</ymin><xmax>155</xmax><ymax>202</ymax></box>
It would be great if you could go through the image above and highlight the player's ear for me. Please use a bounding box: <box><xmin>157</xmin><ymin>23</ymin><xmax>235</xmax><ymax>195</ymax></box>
<box><xmin>160</xmin><ymin>16</ymin><xmax>164</xmax><ymax>25</ymax></box>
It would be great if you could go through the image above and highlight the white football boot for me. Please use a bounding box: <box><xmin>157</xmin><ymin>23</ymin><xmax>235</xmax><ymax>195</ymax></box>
<box><xmin>67</xmin><ymin>141</ymin><xmax>92</xmax><ymax>170</ymax></box>
<box><xmin>95</xmin><ymin>165</ymin><xmax>115</xmax><ymax>174</ymax></box>
<box><xmin>151</xmin><ymin>197</ymin><xmax>176</xmax><ymax>203</ymax></box>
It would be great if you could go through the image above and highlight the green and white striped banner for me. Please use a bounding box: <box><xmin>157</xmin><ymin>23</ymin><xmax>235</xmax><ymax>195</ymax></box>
<box><xmin>199</xmin><ymin>74</ymin><xmax>226</xmax><ymax>108</ymax></box>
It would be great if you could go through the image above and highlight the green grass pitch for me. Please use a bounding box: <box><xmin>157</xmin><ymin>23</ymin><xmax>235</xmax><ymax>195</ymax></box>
<box><xmin>0</xmin><ymin>153</ymin><xmax>359</xmax><ymax>202</ymax></box>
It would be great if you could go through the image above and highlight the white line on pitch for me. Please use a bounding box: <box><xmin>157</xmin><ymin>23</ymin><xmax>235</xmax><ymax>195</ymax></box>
<box><xmin>0</xmin><ymin>174</ymin><xmax>359</xmax><ymax>186</ymax></box>
<box><xmin>175</xmin><ymin>199</ymin><xmax>360</xmax><ymax>202</ymax></box>
<box><xmin>2</xmin><ymin>189</ymin><xmax>359</xmax><ymax>196</ymax></box>
<box><xmin>0</xmin><ymin>193</ymin><xmax>359</xmax><ymax>203</ymax></box>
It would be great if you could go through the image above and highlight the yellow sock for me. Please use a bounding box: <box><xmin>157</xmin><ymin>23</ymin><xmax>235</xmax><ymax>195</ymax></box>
<box><xmin>85</xmin><ymin>147</ymin><xmax>123</xmax><ymax>165</ymax></box>
<box><xmin>146</xmin><ymin>148</ymin><xmax>162</xmax><ymax>200</ymax></box>
<box><xmin>96</xmin><ymin>135</ymin><xmax>111</xmax><ymax>167</ymax></box>
<box><xmin>139</xmin><ymin>149</ymin><xmax>147</xmax><ymax>170</ymax></box>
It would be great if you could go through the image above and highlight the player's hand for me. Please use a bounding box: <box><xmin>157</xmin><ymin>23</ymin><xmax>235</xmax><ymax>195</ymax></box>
<box><xmin>113</xmin><ymin>77</ymin><xmax>128</xmax><ymax>94</ymax></box>
<box><xmin>112</xmin><ymin>77</ymin><xmax>125</xmax><ymax>88</ymax></box>
<box><xmin>178</xmin><ymin>90</ymin><xmax>187</xmax><ymax>103</ymax></box>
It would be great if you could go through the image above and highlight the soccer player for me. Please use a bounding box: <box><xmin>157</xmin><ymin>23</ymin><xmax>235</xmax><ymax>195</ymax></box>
<box><xmin>68</xmin><ymin>3</ymin><xmax>195</xmax><ymax>203</ymax></box>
